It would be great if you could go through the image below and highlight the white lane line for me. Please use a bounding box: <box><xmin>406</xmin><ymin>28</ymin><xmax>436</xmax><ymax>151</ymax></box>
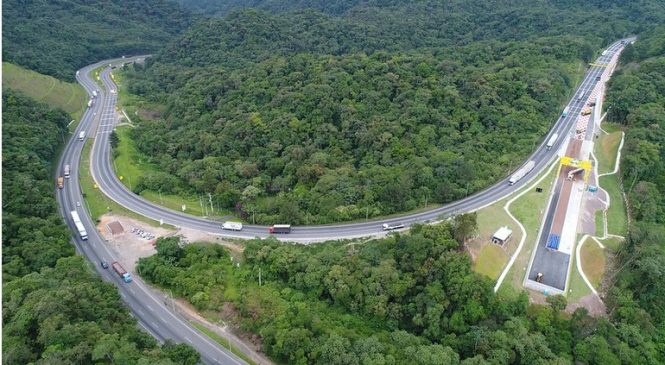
<box><xmin>147</xmin><ymin>304</ymin><xmax>154</xmax><ymax>311</ymax></box>
<box><xmin>185</xmin><ymin>336</ymin><xmax>193</xmax><ymax>344</ymax></box>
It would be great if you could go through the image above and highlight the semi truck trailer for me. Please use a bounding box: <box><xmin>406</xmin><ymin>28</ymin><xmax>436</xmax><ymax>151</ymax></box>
<box><xmin>268</xmin><ymin>224</ymin><xmax>291</xmax><ymax>234</ymax></box>
<box><xmin>111</xmin><ymin>261</ymin><xmax>133</xmax><ymax>283</ymax></box>
<box><xmin>508</xmin><ymin>160</ymin><xmax>536</xmax><ymax>185</ymax></box>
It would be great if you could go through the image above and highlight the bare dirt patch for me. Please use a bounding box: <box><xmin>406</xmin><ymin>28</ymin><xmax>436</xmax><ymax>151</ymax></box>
<box><xmin>566</xmin><ymin>294</ymin><xmax>606</xmax><ymax>317</ymax></box>
<box><xmin>97</xmin><ymin>214</ymin><xmax>173</xmax><ymax>271</ymax></box>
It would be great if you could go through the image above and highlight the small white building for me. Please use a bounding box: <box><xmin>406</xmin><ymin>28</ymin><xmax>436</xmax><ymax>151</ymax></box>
<box><xmin>492</xmin><ymin>226</ymin><xmax>512</xmax><ymax>245</ymax></box>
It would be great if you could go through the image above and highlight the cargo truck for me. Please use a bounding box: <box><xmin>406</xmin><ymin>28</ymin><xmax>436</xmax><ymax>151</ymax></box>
<box><xmin>57</xmin><ymin>176</ymin><xmax>64</xmax><ymax>189</ymax></box>
<box><xmin>581</xmin><ymin>108</ymin><xmax>592</xmax><ymax>116</ymax></box>
<box><xmin>382</xmin><ymin>223</ymin><xmax>405</xmax><ymax>231</ymax></box>
<box><xmin>268</xmin><ymin>224</ymin><xmax>291</xmax><ymax>234</ymax></box>
<box><xmin>222</xmin><ymin>221</ymin><xmax>243</xmax><ymax>231</ymax></box>
<box><xmin>111</xmin><ymin>261</ymin><xmax>133</xmax><ymax>283</ymax></box>
<box><xmin>561</xmin><ymin>106</ymin><xmax>570</xmax><ymax>118</ymax></box>
<box><xmin>64</xmin><ymin>164</ymin><xmax>71</xmax><ymax>178</ymax></box>
<box><xmin>87</xmin><ymin>99</ymin><xmax>93</xmax><ymax>108</ymax></box>
<box><xmin>546</xmin><ymin>133</ymin><xmax>559</xmax><ymax>150</ymax></box>
<box><xmin>508</xmin><ymin>160</ymin><xmax>536</xmax><ymax>185</ymax></box>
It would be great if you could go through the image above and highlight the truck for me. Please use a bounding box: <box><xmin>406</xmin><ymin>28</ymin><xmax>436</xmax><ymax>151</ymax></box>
<box><xmin>546</xmin><ymin>234</ymin><xmax>560</xmax><ymax>250</ymax></box>
<box><xmin>92</xmin><ymin>90</ymin><xmax>98</xmax><ymax>98</ymax></box>
<box><xmin>581</xmin><ymin>107</ymin><xmax>592</xmax><ymax>116</ymax></box>
<box><xmin>111</xmin><ymin>261</ymin><xmax>133</xmax><ymax>283</ymax></box>
<box><xmin>508</xmin><ymin>160</ymin><xmax>536</xmax><ymax>185</ymax></box>
<box><xmin>64</xmin><ymin>164</ymin><xmax>71</xmax><ymax>178</ymax></box>
<box><xmin>57</xmin><ymin>176</ymin><xmax>64</xmax><ymax>189</ymax></box>
<box><xmin>87</xmin><ymin>99</ymin><xmax>93</xmax><ymax>108</ymax></box>
<box><xmin>546</xmin><ymin>133</ymin><xmax>559</xmax><ymax>150</ymax></box>
<box><xmin>382</xmin><ymin>223</ymin><xmax>405</xmax><ymax>231</ymax></box>
<box><xmin>561</xmin><ymin>106</ymin><xmax>570</xmax><ymax>118</ymax></box>
<box><xmin>70</xmin><ymin>210</ymin><xmax>88</xmax><ymax>240</ymax></box>
<box><xmin>268</xmin><ymin>224</ymin><xmax>291</xmax><ymax>234</ymax></box>
<box><xmin>601</xmin><ymin>50</ymin><xmax>608</xmax><ymax>56</ymax></box>
<box><xmin>78</xmin><ymin>131</ymin><xmax>85</xmax><ymax>141</ymax></box>
<box><xmin>222</xmin><ymin>221</ymin><xmax>243</xmax><ymax>231</ymax></box>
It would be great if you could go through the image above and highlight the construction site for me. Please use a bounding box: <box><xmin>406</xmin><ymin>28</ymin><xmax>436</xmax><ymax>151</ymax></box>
<box><xmin>524</xmin><ymin>44</ymin><xmax>625</xmax><ymax>295</ymax></box>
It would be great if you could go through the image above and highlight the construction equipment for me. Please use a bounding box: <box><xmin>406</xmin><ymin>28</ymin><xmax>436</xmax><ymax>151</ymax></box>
<box><xmin>567</xmin><ymin>167</ymin><xmax>585</xmax><ymax>181</ymax></box>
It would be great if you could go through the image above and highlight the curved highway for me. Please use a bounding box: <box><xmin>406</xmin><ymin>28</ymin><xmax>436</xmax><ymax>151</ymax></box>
<box><xmin>87</xmin><ymin>39</ymin><xmax>633</xmax><ymax>242</ymax></box>
<box><xmin>57</xmin><ymin>58</ymin><xmax>247</xmax><ymax>365</ymax></box>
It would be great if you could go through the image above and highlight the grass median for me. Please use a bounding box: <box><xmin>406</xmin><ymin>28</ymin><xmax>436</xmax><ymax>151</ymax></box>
<box><xmin>79</xmin><ymin>139</ymin><xmax>163</xmax><ymax>227</ymax></box>
<box><xmin>190</xmin><ymin>322</ymin><xmax>257</xmax><ymax>365</ymax></box>
<box><xmin>599</xmin><ymin>174</ymin><xmax>627</xmax><ymax>236</ymax></box>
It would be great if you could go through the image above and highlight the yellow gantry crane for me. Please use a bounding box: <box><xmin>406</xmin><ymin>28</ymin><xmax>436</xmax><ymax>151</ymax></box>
<box><xmin>560</xmin><ymin>157</ymin><xmax>593</xmax><ymax>183</ymax></box>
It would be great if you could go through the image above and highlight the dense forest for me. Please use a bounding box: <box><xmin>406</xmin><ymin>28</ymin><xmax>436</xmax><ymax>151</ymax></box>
<box><xmin>2</xmin><ymin>0</ymin><xmax>193</xmax><ymax>81</ymax></box>
<box><xmin>2</xmin><ymin>90</ymin><xmax>199</xmax><ymax>364</ymax></box>
<box><xmin>121</xmin><ymin>0</ymin><xmax>665</xmax><ymax>224</ymax></box>
<box><xmin>604</xmin><ymin>26</ymin><xmax>665</xmax><ymax>329</ymax></box>
<box><xmin>138</xmin><ymin>221</ymin><xmax>664</xmax><ymax>364</ymax></box>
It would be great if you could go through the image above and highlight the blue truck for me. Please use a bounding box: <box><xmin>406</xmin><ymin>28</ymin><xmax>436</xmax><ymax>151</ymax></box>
<box><xmin>546</xmin><ymin>234</ymin><xmax>560</xmax><ymax>250</ymax></box>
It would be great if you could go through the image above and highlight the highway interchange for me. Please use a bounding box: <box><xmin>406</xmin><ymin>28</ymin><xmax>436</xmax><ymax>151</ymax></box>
<box><xmin>57</xmin><ymin>39</ymin><xmax>632</xmax><ymax>364</ymax></box>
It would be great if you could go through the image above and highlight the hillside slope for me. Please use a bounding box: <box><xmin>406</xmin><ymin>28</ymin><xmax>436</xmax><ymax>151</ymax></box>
<box><xmin>2</xmin><ymin>0</ymin><xmax>193</xmax><ymax>81</ymax></box>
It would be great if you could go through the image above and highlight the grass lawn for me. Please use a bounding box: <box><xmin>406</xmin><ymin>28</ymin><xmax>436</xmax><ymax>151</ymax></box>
<box><xmin>3</xmin><ymin>62</ymin><xmax>87</xmax><ymax>121</ymax></box>
<box><xmin>599</xmin><ymin>174</ymin><xmax>627</xmax><ymax>236</ymax></box>
<box><xmin>190</xmin><ymin>322</ymin><xmax>257</xmax><ymax>365</ymax></box>
<box><xmin>599</xmin><ymin>236</ymin><xmax>624</xmax><ymax>252</ymax></box>
<box><xmin>568</xmin><ymin>251</ymin><xmax>593</xmax><ymax>302</ymax></box>
<box><xmin>79</xmin><ymin>140</ymin><xmax>163</xmax><ymax>227</ymax></box>
<box><xmin>579</xmin><ymin>237</ymin><xmax>606</xmax><ymax>289</ymax></box>
<box><xmin>596</xmin><ymin>130</ymin><xmax>622</xmax><ymax>174</ymax></box>
<box><xmin>474</xmin><ymin>244</ymin><xmax>508</xmax><ymax>280</ymax></box>
<box><xmin>595</xmin><ymin>210</ymin><xmax>604</xmax><ymax>237</ymax></box>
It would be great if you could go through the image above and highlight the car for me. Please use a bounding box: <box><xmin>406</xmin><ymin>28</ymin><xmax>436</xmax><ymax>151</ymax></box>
<box><xmin>101</xmin><ymin>260</ymin><xmax>109</xmax><ymax>269</ymax></box>
<box><xmin>596</xmin><ymin>76</ymin><xmax>601</xmax><ymax>81</ymax></box>
<box><xmin>76</xmin><ymin>201</ymin><xmax>81</xmax><ymax>207</ymax></box>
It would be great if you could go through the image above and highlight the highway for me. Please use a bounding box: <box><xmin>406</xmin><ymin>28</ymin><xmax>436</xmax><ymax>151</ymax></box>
<box><xmin>57</xmin><ymin>58</ymin><xmax>247</xmax><ymax>365</ymax></box>
<box><xmin>86</xmin><ymin>39</ymin><xmax>634</xmax><ymax>242</ymax></box>
<box><xmin>56</xmin><ymin>39</ymin><xmax>631</xmax><ymax>364</ymax></box>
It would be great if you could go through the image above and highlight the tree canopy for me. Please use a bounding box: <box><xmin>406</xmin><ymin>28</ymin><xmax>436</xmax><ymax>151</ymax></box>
<box><xmin>2</xmin><ymin>89</ymin><xmax>199</xmax><ymax>364</ymax></box>
<box><xmin>2</xmin><ymin>0</ymin><xmax>193</xmax><ymax>81</ymax></box>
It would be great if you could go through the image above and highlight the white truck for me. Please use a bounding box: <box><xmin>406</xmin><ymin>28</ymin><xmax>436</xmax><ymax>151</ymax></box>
<box><xmin>546</xmin><ymin>133</ymin><xmax>559</xmax><ymax>150</ymax></box>
<box><xmin>382</xmin><ymin>223</ymin><xmax>405</xmax><ymax>231</ymax></box>
<box><xmin>87</xmin><ymin>99</ymin><xmax>93</xmax><ymax>108</ymax></box>
<box><xmin>78</xmin><ymin>131</ymin><xmax>85</xmax><ymax>141</ymax></box>
<box><xmin>70</xmin><ymin>210</ymin><xmax>88</xmax><ymax>240</ymax></box>
<box><xmin>509</xmin><ymin>160</ymin><xmax>536</xmax><ymax>185</ymax></box>
<box><xmin>222</xmin><ymin>221</ymin><xmax>243</xmax><ymax>231</ymax></box>
<box><xmin>92</xmin><ymin>90</ymin><xmax>98</xmax><ymax>98</ymax></box>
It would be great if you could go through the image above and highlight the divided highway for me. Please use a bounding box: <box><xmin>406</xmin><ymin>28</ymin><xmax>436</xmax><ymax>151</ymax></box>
<box><xmin>57</xmin><ymin>58</ymin><xmax>247</xmax><ymax>365</ymax></box>
<box><xmin>87</xmin><ymin>39</ymin><xmax>633</xmax><ymax>242</ymax></box>
<box><xmin>56</xmin><ymin>39</ymin><xmax>631</xmax><ymax>363</ymax></box>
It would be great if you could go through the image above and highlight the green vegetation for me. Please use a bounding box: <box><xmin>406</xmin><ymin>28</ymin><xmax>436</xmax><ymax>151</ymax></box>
<box><xmin>595</xmin><ymin>130</ymin><xmax>622</xmax><ymax>174</ymax></box>
<box><xmin>599</xmin><ymin>174</ymin><xmax>627</xmax><ymax>236</ymax></box>
<box><xmin>474</xmin><ymin>244</ymin><xmax>507</xmax><ymax>280</ymax></box>
<box><xmin>567</xmin><ymin>252</ymin><xmax>593</xmax><ymax>302</ymax></box>
<box><xmin>603</xmin><ymin>25</ymin><xmax>665</xmax><ymax>330</ymax></box>
<box><xmin>79</xmin><ymin>137</ymin><xmax>164</xmax><ymax>228</ymax></box>
<box><xmin>139</xmin><ymin>222</ymin><xmax>664</xmax><ymax>364</ymax></box>
<box><xmin>579</xmin><ymin>238</ymin><xmax>606</xmax><ymax>289</ymax></box>
<box><xmin>599</xmin><ymin>236</ymin><xmax>624</xmax><ymax>252</ymax></box>
<box><xmin>594</xmin><ymin>210</ymin><xmax>604</xmax><ymax>237</ymax></box>
<box><xmin>2</xmin><ymin>62</ymin><xmax>87</xmax><ymax>119</ymax></box>
<box><xmin>190</xmin><ymin>322</ymin><xmax>257</xmax><ymax>365</ymax></box>
<box><xmin>2</xmin><ymin>90</ymin><xmax>199</xmax><ymax>364</ymax></box>
<box><xmin>2</xmin><ymin>0</ymin><xmax>193</xmax><ymax>81</ymax></box>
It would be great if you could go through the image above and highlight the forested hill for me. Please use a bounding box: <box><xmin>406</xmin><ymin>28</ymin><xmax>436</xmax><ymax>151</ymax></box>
<box><xmin>121</xmin><ymin>0</ymin><xmax>665</xmax><ymax>224</ymax></box>
<box><xmin>2</xmin><ymin>0</ymin><xmax>193</xmax><ymax>81</ymax></box>
<box><xmin>2</xmin><ymin>90</ymin><xmax>200</xmax><ymax>364</ymax></box>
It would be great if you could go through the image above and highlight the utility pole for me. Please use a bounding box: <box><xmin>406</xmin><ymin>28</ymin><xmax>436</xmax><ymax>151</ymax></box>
<box><xmin>258</xmin><ymin>268</ymin><xmax>262</xmax><ymax>287</ymax></box>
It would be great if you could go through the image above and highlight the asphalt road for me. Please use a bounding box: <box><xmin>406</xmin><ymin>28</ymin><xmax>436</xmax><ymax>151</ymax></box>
<box><xmin>57</xmin><ymin>58</ymin><xmax>247</xmax><ymax>365</ymax></box>
<box><xmin>86</xmin><ymin>39</ymin><xmax>634</xmax><ymax>243</ymax></box>
<box><xmin>56</xmin><ymin>38</ymin><xmax>633</xmax><ymax>363</ymax></box>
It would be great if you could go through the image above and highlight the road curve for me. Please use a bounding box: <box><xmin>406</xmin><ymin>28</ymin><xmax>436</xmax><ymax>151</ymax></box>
<box><xmin>57</xmin><ymin>58</ymin><xmax>247</xmax><ymax>365</ymax></box>
<box><xmin>85</xmin><ymin>38</ymin><xmax>633</xmax><ymax>243</ymax></box>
